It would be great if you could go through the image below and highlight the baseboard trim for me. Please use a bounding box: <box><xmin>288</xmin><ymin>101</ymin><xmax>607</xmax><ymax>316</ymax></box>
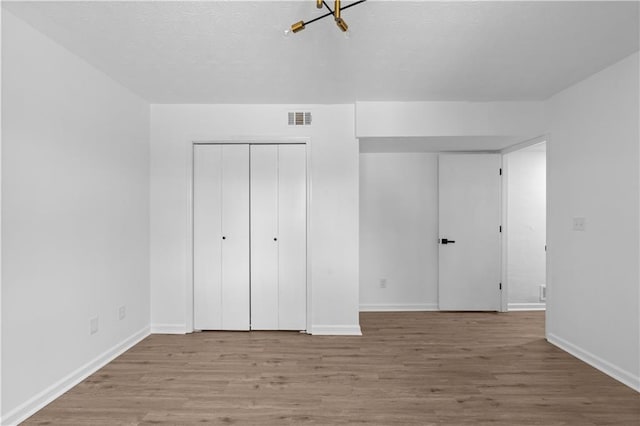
<box><xmin>360</xmin><ymin>303</ymin><xmax>439</xmax><ymax>312</ymax></box>
<box><xmin>508</xmin><ymin>302</ymin><xmax>546</xmax><ymax>311</ymax></box>
<box><xmin>547</xmin><ymin>332</ymin><xmax>640</xmax><ymax>392</ymax></box>
<box><xmin>1</xmin><ymin>326</ymin><xmax>150</xmax><ymax>426</ymax></box>
<box><xmin>310</xmin><ymin>325</ymin><xmax>362</xmax><ymax>336</ymax></box>
<box><xmin>150</xmin><ymin>323</ymin><xmax>187</xmax><ymax>334</ymax></box>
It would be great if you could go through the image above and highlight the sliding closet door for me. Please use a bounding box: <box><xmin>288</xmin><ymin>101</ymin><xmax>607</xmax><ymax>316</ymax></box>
<box><xmin>193</xmin><ymin>144</ymin><xmax>250</xmax><ymax>330</ymax></box>
<box><xmin>250</xmin><ymin>144</ymin><xmax>306</xmax><ymax>330</ymax></box>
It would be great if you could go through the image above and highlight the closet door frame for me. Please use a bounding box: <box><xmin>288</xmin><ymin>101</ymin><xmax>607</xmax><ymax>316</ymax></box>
<box><xmin>186</xmin><ymin>138</ymin><xmax>311</xmax><ymax>333</ymax></box>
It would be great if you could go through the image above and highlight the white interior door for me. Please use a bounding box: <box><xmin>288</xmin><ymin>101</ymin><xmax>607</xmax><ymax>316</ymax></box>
<box><xmin>250</xmin><ymin>145</ymin><xmax>279</xmax><ymax>329</ymax></box>
<box><xmin>195</xmin><ymin>143</ymin><xmax>305</xmax><ymax>331</ymax></box>
<box><xmin>193</xmin><ymin>144</ymin><xmax>250</xmax><ymax>330</ymax></box>
<box><xmin>438</xmin><ymin>153</ymin><xmax>501</xmax><ymax>311</ymax></box>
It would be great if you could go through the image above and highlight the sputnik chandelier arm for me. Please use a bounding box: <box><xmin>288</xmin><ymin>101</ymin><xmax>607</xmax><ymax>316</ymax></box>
<box><xmin>290</xmin><ymin>0</ymin><xmax>367</xmax><ymax>33</ymax></box>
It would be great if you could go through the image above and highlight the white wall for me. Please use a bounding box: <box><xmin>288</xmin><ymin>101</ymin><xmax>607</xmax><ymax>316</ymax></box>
<box><xmin>1</xmin><ymin>11</ymin><xmax>151</xmax><ymax>423</ymax></box>
<box><xmin>356</xmin><ymin>101</ymin><xmax>546</xmax><ymax>139</ymax></box>
<box><xmin>505</xmin><ymin>145</ymin><xmax>547</xmax><ymax>309</ymax></box>
<box><xmin>149</xmin><ymin>104</ymin><xmax>360</xmax><ymax>335</ymax></box>
<box><xmin>546</xmin><ymin>52</ymin><xmax>639</xmax><ymax>391</ymax></box>
<box><xmin>359</xmin><ymin>153</ymin><xmax>438</xmax><ymax>311</ymax></box>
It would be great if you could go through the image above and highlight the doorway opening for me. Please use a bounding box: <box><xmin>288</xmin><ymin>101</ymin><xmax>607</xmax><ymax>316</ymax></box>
<box><xmin>357</xmin><ymin>136</ymin><xmax>548</xmax><ymax>315</ymax></box>
<box><xmin>501</xmin><ymin>141</ymin><xmax>547</xmax><ymax>312</ymax></box>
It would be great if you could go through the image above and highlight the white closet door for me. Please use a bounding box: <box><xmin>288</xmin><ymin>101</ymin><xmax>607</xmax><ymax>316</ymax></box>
<box><xmin>193</xmin><ymin>145</ymin><xmax>223</xmax><ymax>330</ymax></box>
<box><xmin>250</xmin><ymin>144</ymin><xmax>307</xmax><ymax>330</ymax></box>
<box><xmin>193</xmin><ymin>144</ymin><xmax>250</xmax><ymax>330</ymax></box>
<box><xmin>220</xmin><ymin>145</ymin><xmax>250</xmax><ymax>330</ymax></box>
<box><xmin>277</xmin><ymin>144</ymin><xmax>307</xmax><ymax>330</ymax></box>
<box><xmin>250</xmin><ymin>145</ymin><xmax>279</xmax><ymax>329</ymax></box>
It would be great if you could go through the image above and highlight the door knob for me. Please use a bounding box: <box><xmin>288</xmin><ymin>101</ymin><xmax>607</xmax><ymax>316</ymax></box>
<box><xmin>274</xmin><ymin>237</ymin><xmax>278</xmax><ymax>241</ymax></box>
<box><xmin>222</xmin><ymin>236</ymin><xmax>226</xmax><ymax>240</ymax></box>
<box><xmin>440</xmin><ymin>238</ymin><xmax>455</xmax><ymax>245</ymax></box>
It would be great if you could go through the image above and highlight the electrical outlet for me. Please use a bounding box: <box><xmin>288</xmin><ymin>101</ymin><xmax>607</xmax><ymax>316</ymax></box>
<box><xmin>118</xmin><ymin>305</ymin><xmax>126</xmax><ymax>320</ymax></box>
<box><xmin>540</xmin><ymin>285</ymin><xmax>547</xmax><ymax>302</ymax></box>
<box><xmin>379</xmin><ymin>278</ymin><xmax>387</xmax><ymax>289</ymax></box>
<box><xmin>572</xmin><ymin>217</ymin><xmax>586</xmax><ymax>231</ymax></box>
<box><xmin>90</xmin><ymin>316</ymin><xmax>99</xmax><ymax>335</ymax></box>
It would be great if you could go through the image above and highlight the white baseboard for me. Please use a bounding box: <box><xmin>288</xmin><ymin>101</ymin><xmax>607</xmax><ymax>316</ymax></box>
<box><xmin>1</xmin><ymin>326</ymin><xmax>150</xmax><ymax>426</ymax></box>
<box><xmin>508</xmin><ymin>302</ymin><xmax>546</xmax><ymax>311</ymax></box>
<box><xmin>547</xmin><ymin>332</ymin><xmax>640</xmax><ymax>392</ymax></box>
<box><xmin>150</xmin><ymin>323</ymin><xmax>187</xmax><ymax>334</ymax></box>
<box><xmin>310</xmin><ymin>325</ymin><xmax>362</xmax><ymax>336</ymax></box>
<box><xmin>360</xmin><ymin>303</ymin><xmax>439</xmax><ymax>312</ymax></box>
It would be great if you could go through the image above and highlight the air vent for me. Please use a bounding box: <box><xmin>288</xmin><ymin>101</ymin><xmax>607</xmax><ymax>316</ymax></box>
<box><xmin>288</xmin><ymin>111</ymin><xmax>312</xmax><ymax>126</ymax></box>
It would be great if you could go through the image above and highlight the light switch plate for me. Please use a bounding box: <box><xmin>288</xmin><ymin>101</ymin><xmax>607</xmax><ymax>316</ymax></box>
<box><xmin>90</xmin><ymin>316</ymin><xmax>99</xmax><ymax>335</ymax></box>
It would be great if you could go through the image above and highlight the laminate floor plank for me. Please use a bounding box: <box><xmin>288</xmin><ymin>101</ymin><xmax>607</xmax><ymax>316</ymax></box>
<box><xmin>22</xmin><ymin>312</ymin><xmax>640</xmax><ymax>425</ymax></box>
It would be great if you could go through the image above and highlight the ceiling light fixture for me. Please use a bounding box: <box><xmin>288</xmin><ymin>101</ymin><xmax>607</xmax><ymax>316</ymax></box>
<box><xmin>290</xmin><ymin>0</ymin><xmax>366</xmax><ymax>34</ymax></box>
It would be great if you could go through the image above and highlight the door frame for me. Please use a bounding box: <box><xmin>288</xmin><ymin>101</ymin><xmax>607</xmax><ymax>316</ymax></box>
<box><xmin>499</xmin><ymin>134</ymin><xmax>549</xmax><ymax>313</ymax></box>
<box><xmin>185</xmin><ymin>138</ymin><xmax>312</xmax><ymax>333</ymax></box>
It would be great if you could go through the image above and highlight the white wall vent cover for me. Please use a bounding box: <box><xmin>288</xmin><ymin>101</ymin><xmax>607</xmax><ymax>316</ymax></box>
<box><xmin>288</xmin><ymin>112</ymin><xmax>312</xmax><ymax>126</ymax></box>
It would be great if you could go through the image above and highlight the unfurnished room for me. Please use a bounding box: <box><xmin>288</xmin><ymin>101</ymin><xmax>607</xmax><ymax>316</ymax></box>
<box><xmin>1</xmin><ymin>1</ymin><xmax>639</xmax><ymax>425</ymax></box>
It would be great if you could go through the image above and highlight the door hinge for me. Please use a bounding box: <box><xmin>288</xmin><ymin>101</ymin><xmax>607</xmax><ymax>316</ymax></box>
<box><xmin>499</xmin><ymin>283</ymin><xmax>502</xmax><ymax>290</ymax></box>
<box><xmin>499</xmin><ymin>168</ymin><xmax>502</xmax><ymax>175</ymax></box>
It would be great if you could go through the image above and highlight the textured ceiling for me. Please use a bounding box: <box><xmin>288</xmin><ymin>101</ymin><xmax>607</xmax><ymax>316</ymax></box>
<box><xmin>3</xmin><ymin>1</ymin><xmax>639</xmax><ymax>104</ymax></box>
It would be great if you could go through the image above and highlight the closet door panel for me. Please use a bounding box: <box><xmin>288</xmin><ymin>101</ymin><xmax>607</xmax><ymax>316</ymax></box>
<box><xmin>193</xmin><ymin>145</ymin><xmax>223</xmax><ymax>330</ymax></box>
<box><xmin>250</xmin><ymin>145</ymin><xmax>279</xmax><ymax>330</ymax></box>
<box><xmin>278</xmin><ymin>145</ymin><xmax>307</xmax><ymax>330</ymax></box>
<box><xmin>220</xmin><ymin>144</ymin><xmax>250</xmax><ymax>330</ymax></box>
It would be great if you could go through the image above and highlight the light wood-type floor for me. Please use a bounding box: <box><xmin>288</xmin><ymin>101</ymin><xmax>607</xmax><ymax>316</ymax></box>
<box><xmin>24</xmin><ymin>312</ymin><xmax>639</xmax><ymax>425</ymax></box>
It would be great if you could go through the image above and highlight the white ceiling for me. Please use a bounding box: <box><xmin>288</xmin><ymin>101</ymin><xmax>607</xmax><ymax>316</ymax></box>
<box><xmin>3</xmin><ymin>1</ymin><xmax>639</xmax><ymax>104</ymax></box>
